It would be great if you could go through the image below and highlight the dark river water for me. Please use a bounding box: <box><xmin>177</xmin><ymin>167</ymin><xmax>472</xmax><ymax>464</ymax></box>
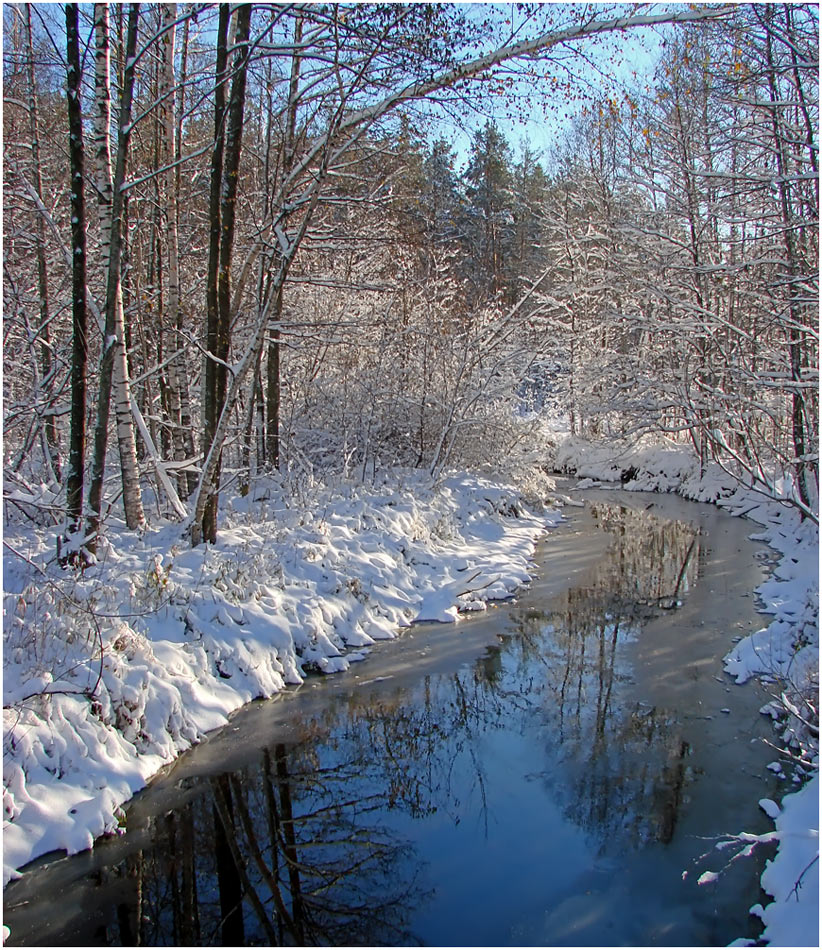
<box><xmin>3</xmin><ymin>489</ymin><xmax>783</xmax><ymax>946</ymax></box>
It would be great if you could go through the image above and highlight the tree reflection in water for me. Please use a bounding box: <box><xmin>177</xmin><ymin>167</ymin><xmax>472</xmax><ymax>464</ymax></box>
<box><xmin>98</xmin><ymin>670</ymin><xmax>528</xmax><ymax>946</ymax></box>
<box><xmin>506</xmin><ymin>502</ymin><xmax>702</xmax><ymax>848</ymax></box>
<box><xmin>8</xmin><ymin>501</ymin><xmax>730</xmax><ymax>947</ymax></box>
<box><xmin>107</xmin><ymin>738</ymin><xmax>429</xmax><ymax>946</ymax></box>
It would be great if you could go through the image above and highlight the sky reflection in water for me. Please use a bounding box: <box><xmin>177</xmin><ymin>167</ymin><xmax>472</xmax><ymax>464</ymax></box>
<box><xmin>4</xmin><ymin>499</ymin><xmax>778</xmax><ymax>947</ymax></box>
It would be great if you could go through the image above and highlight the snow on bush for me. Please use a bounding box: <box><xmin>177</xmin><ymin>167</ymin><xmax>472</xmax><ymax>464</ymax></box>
<box><xmin>3</xmin><ymin>470</ymin><xmax>556</xmax><ymax>886</ymax></box>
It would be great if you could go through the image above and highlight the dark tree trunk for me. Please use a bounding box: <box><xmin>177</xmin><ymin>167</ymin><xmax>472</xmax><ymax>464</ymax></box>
<box><xmin>199</xmin><ymin>4</ymin><xmax>252</xmax><ymax>544</ymax></box>
<box><xmin>275</xmin><ymin>743</ymin><xmax>305</xmax><ymax>944</ymax></box>
<box><xmin>212</xmin><ymin>776</ymin><xmax>245</xmax><ymax>946</ymax></box>
<box><xmin>63</xmin><ymin>3</ymin><xmax>88</xmax><ymax>558</ymax></box>
<box><xmin>200</xmin><ymin>5</ymin><xmax>231</xmax><ymax>545</ymax></box>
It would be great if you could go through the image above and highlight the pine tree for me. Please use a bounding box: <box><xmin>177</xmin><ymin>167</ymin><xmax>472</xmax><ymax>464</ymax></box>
<box><xmin>463</xmin><ymin>120</ymin><xmax>515</xmax><ymax>302</ymax></box>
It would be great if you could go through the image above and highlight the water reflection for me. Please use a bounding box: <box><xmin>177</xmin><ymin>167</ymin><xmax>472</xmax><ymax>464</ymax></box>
<box><xmin>6</xmin><ymin>500</ymin><xmax>771</xmax><ymax>948</ymax></box>
<box><xmin>507</xmin><ymin>503</ymin><xmax>703</xmax><ymax>849</ymax></box>
<box><xmin>91</xmin><ymin>740</ymin><xmax>426</xmax><ymax>946</ymax></box>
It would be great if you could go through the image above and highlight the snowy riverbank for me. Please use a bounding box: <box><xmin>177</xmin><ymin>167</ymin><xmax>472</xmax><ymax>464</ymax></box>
<box><xmin>556</xmin><ymin>435</ymin><xmax>819</xmax><ymax>948</ymax></box>
<box><xmin>3</xmin><ymin>470</ymin><xmax>558</xmax><ymax>889</ymax></box>
<box><xmin>3</xmin><ymin>445</ymin><xmax>817</xmax><ymax>946</ymax></box>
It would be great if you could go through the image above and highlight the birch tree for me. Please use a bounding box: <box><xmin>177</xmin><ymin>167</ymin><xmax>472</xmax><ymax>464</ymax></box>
<box><xmin>86</xmin><ymin>2</ymin><xmax>146</xmax><ymax>551</ymax></box>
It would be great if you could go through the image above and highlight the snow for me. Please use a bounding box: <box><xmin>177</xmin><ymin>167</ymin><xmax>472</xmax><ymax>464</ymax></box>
<box><xmin>752</xmin><ymin>774</ymin><xmax>820</xmax><ymax>947</ymax></box>
<box><xmin>760</xmin><ymin>799</ymin><xmax>782</xmax><ymax>820</ymax></box>
<box><xmin>557</xmin><ymin>434</ymin><xmax>819</xmax><ymax>948</ymax></box>
<box><xmin>3</xmin><ymin>438</ymin><xmax>817</xmax><ymax>947</ymax></box>
<box><xmin>3</xmin><ymin>470</ymin><xmax>558</xmax><ymax>888</ymax></box>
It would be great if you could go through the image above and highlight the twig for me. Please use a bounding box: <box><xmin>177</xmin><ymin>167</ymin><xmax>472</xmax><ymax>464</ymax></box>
<box><xmin>3</xmin><ymin>539</ymin><xmax>48</xmax><ymax>576</ymax></box>
<box><xmin>789</xmin><ymin>854</ymin><xmax>819</xmax><ymax>902</ymax></box>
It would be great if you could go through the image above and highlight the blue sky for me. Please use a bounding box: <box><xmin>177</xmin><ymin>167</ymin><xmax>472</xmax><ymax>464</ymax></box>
<box><xmin>426</xmin><ymin>2</ymin><xmax>668</xmax><ymax>170</ymax></box>
<box><xmin>11</xmin><ymin>1</ymin><xmax>668</xmax><ymax>174</ymax></box>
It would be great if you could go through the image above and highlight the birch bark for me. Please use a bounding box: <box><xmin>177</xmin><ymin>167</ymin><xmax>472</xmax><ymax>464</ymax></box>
<box><xmin>87</xmin><ymin>2</ymin><xmax>146</xmax><ymax>549</ymax></box>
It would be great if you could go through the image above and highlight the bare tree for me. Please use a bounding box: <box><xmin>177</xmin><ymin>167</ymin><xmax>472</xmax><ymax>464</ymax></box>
<box><xmin>62</xmin><ymin>2</ymin><xmax>89</xmax><ymax>559</ymax></box>
<box><xmin>87</xmin><ymin>2</ymin><xmax>146</xmax><ymax>551</ymax></box>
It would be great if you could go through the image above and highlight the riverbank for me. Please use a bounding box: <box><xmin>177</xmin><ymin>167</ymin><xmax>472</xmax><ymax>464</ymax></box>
<box><xmin>2</xmin><ymin>469</ymin><xmax>559</xmax><ymax>890</ymax></box>
<box><xmin>555</xmin><ymin>435</ymin><xmax>819</xmax><ymax>947</ymax></box>
<box><xmin>3</xmin><ymin>445</ymin><xmax>817</xmax><ymax>946</ymax></box>
<box><xmin>3</xmin><ymin>491</ymin><xmax>785</xmax><ymax>946</ymax></box>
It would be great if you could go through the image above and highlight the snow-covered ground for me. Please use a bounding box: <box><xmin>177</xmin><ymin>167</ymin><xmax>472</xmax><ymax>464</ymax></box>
<box><xmin>557</xmin><ymin>435</ymin><xmax>819</xmax><ymax>948</ymax></box>
<box><xmin>2</xmin><ymin>470</ymin><xmax>558</xmax><ymax>889</ymax></box>
<box><xmin>3</xmin><ymin>442</ymin><xmax>817</xmax><ymax>947</ymax></box>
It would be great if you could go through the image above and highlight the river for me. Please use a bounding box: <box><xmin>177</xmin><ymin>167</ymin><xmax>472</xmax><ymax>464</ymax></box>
<box><xmin>3</xmin><ymin>489</ymin><xmax>782</xmax><ymax>946</ymax></box>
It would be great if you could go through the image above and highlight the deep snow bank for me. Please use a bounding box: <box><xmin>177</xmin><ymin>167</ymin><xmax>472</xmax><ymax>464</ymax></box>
<box><xmin>3</xmin><ymin>471</ymin><xmax>558</xmax><ymax>887</ymax></box>
<box><xmin>556</xmin><ymin>435</ymin><xmax>819</xmax><ymax>948</ymax></box>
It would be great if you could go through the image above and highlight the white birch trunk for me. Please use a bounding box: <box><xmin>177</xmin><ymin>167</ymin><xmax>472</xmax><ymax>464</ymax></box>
<box><xmin>93</xmin><ymin>3</ymin><xmax>146</xmax><ymax>532</ymax></box>
<box><xmin>157</xmin><ymin>3</ymin><xmax>191</xmax><ymax>497</ymax></box>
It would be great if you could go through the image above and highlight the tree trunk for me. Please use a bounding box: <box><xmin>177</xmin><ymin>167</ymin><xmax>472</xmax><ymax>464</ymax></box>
<box><xmin>199</xmin><ymin>4</ymin><xmax>252</xmax><ymax>544</ymax></box>
<box><xmin>266</xmin><ymin>14</ymin><xmax>303</xmax><ymax>472</ymax></box>
<box><xmin>63</xmin><ymin>2</ymin><xmax>88</xmax><ymax>557</ymax></box>
<box><xmin>275</xmin><ymin>743</ymin><xmax>305</xmax><ymax>944</ymax></box>
<box><xmin>24</xmin><ymin>4</ymin><xmax>61</xmax><ymax>484</ymax></box>
<box><xmin>180</xmin><ymin>802</ymin><xmax>200</xmax><ymax>945</ymax></box>
<box><xmin>200</xmin><ymin>5</ymin><xmax>231</xmax><ymax>545</ymax></box>
<box><xmin>174</xmin><ymin>7</ymin><xmax>199</xmax><ymax>498</ymax></box>
<box><xmin>157</xmin><ymin>2</ymin><xmax>194</xmax><ymax>499</ymax></box>
<box><xmin>87</xmin><ymin>3</ymin><xmax>146</xmax><ymax>552</ymax></box>
<box><xmin>265</xmin><ymin>294</ymin><xmax>282</xmax><ymax>470</ymax></box>
<box><xmin>211</xmin><ymin>777</ymin><xmax>245</xmax><ymax>946</ymax></box>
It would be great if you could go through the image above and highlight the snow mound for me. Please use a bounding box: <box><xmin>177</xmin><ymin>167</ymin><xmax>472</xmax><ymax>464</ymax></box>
<box><xmin>752</xmin><ymin>774</ymin><xmax>819</xmax><ymax>947</ymax></box>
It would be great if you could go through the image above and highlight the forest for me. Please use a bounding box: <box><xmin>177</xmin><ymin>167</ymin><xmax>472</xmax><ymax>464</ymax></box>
<box><xmin>2</xmin><ymin>3</ymin><xmax>819</xmax><ymax>946</ymax></box>
<box><xmin>3</xmin><ymin>2</ymin><xmax>817</xmax><ymax>550</ymax></box>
